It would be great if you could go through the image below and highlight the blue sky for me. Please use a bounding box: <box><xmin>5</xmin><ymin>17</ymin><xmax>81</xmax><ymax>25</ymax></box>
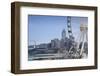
<box><xmin>28</xmin><ymin>15</ymin><xmax>88</xmax><ymax>45</ymax></box>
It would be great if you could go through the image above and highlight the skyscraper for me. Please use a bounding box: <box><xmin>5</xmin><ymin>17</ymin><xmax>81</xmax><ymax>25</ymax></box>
<box><xmin>62</xmin><ymin>29</ymin><xmax>66</xmax><ymax>40</ymax></box>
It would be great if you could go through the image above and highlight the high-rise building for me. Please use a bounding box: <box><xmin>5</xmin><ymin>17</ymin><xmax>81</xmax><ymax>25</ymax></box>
<box><xmin>51</xmin><ymin>38</ymin><xmax>60</xmax><ymax>49</ymax></box>
<box><xmin>62</xmin><ymin>29</ymin><xmax>66</xmax><ymax>40</ymax></box>
<box><xmin>38</xmin><ymin>43</ymin><xmax>48</xmax><ymax>49</ymax></box>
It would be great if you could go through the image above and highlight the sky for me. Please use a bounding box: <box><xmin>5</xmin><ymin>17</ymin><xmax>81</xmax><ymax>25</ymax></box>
<box><xmin>28</xmin><ymin>15</ymin><xmax>88</xmax><ymax>45</ymax></box>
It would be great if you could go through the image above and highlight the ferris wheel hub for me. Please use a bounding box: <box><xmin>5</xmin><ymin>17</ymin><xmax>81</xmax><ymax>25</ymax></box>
<box><xmin>80</xmin><ymin>24</ymin><xmax>88</xmax><ymax>32</ymax></box>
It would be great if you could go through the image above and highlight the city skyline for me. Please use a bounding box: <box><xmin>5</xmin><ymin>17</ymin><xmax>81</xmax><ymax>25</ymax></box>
<box><xmin>28</xmin><ymin>15</ymin><xmax>88</xmax><ymax>45</ymax></box>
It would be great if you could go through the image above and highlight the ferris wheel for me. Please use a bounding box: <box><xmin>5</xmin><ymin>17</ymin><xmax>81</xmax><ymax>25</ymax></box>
<box><xmin>30</xmin><ymin>40</ymin><xmax>36</xmax><ymax>48</ymax></box>
<box><xmin>66</xmin><ymin>16</ymin><xmax>88</xmax><ymax>58</ymax></box>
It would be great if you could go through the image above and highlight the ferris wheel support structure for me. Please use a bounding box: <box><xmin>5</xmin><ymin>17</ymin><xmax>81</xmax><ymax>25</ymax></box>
<box><xmin>66</xmin><ymin>16</ymin><xmax>88</xmax><ymax>58</ymax></box>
